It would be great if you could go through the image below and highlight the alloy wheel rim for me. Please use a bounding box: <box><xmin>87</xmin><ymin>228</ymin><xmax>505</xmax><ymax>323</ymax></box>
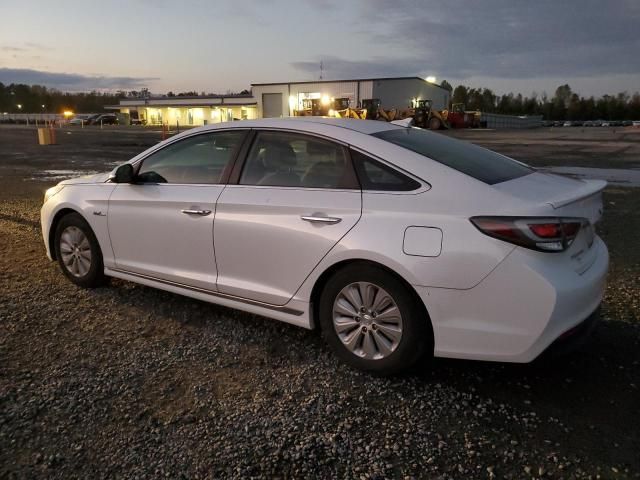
<box><xmin>332</xmin><ymin>282</ymin><xmax>403</xmax><ymax>360</ymax></box>
<box><xmin>59</xmin><ymin>226</ymin><xmax>92</xmax><ymax>278</ymax></box>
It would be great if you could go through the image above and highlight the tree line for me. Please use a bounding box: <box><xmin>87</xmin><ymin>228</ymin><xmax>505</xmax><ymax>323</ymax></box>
<box><xmin>0</xmin><ymin>83</ymin><xmax>253</xmax><ymax>114</ymax></box>
<box><xmin>440</xmin><ymin>81</ymin><xmax>640</xmax><ymax>121</ymax></box>
<box><xmin>3</xmin><ymin>80</ymin><xmax>640</xmax><ymax>120</ymax></box>
<box><xmin>0</xmin><ymin>83</ymin><xmax>127</xmax><ymax>114</ymax></box>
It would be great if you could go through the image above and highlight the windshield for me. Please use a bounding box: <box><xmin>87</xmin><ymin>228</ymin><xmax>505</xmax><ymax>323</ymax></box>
<box><xmin>373</xmin><ymin>128</ymin><xmax>533</xmax><ymax>185</ymax></box>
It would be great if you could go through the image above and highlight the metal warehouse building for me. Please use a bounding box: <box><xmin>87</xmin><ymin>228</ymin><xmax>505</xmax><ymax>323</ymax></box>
<box><xmin>251</xmin><ymin>77</ymin><xmax>450</xmax><ymax>118</ymax></box>
<box><xmin>110</xmin><ymin>77</ymin><xmax>451</xmax><ymax>125</ymax></box>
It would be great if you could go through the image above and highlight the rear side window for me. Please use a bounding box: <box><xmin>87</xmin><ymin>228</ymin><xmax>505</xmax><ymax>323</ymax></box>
<box><xmin>372</xmin><ymin>128</ymin><xmax>532</xmax><ymax>185</ymax></box>
<box><xmin>351</xmin><ymin>150</ymin><xmax>421</xmax><ymax>191</ymax></box>
<box><xmin>240</xmin><ymin>131</ymin><xmax>358</xmax><ymax>189</ymax></box>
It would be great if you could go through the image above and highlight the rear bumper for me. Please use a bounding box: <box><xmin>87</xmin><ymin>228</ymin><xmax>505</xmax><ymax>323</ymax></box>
<box><xmin>536</xmin><ymin>306</ymin><xmax>600</xmax><ymax>360</ymax></box>
<box><xmin>416</xmin><ymin>235</ymin><xmax>609</xmax><ymax>362</ymax></box>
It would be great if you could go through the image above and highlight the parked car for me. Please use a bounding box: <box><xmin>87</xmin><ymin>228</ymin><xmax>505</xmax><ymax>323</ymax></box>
<box><xmin>583</xmin><ymin>121</ymin><xmax>595</xmax><ymax>127</ymax></box>
<box><xmin>572</xmin><ymin>120</ymin><xmax>583</xmax><ymax>127</ymax></box>
<box><xmin>563</xmin><ymin>121</ymin><xmax>572</xmax><ymax>127</ymax></box>
<box><xmin>40</xmin><ymin>118</ymin><xmax>609</xmax><ymax>375</ymax></box>
<box><xmin>553</xmin><ymin>121</ymin><xmax>563</xmax><ymax>127</ymax></box>
<box><xmin>601</xmin><ymin>121</ymin><xmax>611</xmax><ymax>127</ymax></box>
<box><xmin>622</xmin><ymin>120</ymin><xmax>632</xmax><ymax>127</ymax></box>
<box><xmin>69</xmin><ymin>114</ymin><xmax>93</xmax><ymax>126</ymax></box>
<box><xmin>90</xmin><ymin>114</ymin><xmax>118</xmax><ymax>125</ymax></box>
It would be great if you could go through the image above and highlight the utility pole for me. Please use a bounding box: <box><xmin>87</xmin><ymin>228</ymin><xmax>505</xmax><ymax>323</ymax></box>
<box><xmin>319</xmin><ymin>61</ymin><xmax>323</xmax><ymax>80</ymax></box>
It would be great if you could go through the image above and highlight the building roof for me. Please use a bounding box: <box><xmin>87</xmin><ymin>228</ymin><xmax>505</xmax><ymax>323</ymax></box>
<box><xmin>109</xmin><ymin>95</ymin><xmax>257</xmax><ymax>108</ymax></box>
<box><xmin>136</xmin><ymin>93</ymin><xmax>253</xmax><ymax>101</ymax></box>
<box><xmin>251</xmin><ymin>76</ymin><xmax>450</xmax><ymax>91</ymax></box>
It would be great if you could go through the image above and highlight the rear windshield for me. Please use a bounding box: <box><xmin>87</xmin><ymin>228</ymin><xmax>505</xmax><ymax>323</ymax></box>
<box><xmin>372</xmin><ymin>128</ymin><xmax>533</xmax><ymax>185</ymax></box>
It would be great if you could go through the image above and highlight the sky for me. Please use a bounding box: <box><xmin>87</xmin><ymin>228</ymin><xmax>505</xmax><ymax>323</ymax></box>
<box><xmin>0</xmin><ymin>0</ymin><xmax>639</xmax><ymax>97</ymax></box>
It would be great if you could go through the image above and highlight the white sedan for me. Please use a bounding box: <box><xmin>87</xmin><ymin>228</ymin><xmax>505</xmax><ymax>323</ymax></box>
<box><xmin>40</xmin><ymin>118</ymin><xmax>608</xmax><ymax>374</ymax></box>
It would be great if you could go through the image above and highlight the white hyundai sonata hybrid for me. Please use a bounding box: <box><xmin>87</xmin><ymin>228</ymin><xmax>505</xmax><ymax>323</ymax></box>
<box><xmin>41</xmin><ymin>118</ymin><xmax>608</xmax><ymax>374</ymax></box>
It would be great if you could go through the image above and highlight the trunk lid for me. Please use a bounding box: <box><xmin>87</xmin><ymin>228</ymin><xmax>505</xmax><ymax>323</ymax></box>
<box><xmin>493</xmin><ymin>172</ymin><xmax>605</xmax><ymax>224</ymax></box>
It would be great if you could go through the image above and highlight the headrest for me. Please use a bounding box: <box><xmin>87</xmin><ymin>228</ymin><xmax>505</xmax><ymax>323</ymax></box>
<box><xmin>262</xmin><ymin>142</ymin><xmax>297</xmax><ymax>169</ymax></box>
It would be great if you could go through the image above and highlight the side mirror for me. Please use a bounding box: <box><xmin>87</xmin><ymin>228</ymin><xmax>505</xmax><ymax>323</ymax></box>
<box><xmin>112</xmin><ymin>163</ymin><xmax>135</xmax><ymax>183</ymax></box>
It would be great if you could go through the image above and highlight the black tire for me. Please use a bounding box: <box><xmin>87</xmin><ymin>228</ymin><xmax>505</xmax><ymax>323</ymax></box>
<box><xmin>54</xmin><ymin>212</ymin><xmax>108</xmax><ymax>288</ymax></box>
<box><xmin>319</xmin><ymin>263</ymin><xmax>431</xmax><ymax>376</ymax></box>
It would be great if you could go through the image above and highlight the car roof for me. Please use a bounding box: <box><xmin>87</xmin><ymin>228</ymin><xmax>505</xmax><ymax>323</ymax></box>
<box><xmin>196</xmin><ymin>117</ymin><xmax>403</xmax><ymax>135</ymax></box>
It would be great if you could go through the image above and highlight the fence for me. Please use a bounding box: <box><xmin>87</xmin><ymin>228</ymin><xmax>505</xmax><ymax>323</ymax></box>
<box><xmin>480</xmin><ymin>113</ymin><xmax>543</xmax><ymax>129</ymax></box>
<box><xmin>0</xmin><ymin>113</ymin><xmax>65</xmax><ymax>125</ymax></box>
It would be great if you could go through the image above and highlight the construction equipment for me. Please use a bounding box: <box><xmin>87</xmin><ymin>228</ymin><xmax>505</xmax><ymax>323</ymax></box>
<box><xmin>361</xmin><ymin>98</ymin><xmax>414</xmax><ymax>123</ymax></box>
<box><xmin>328</xmin><ymin>98</ymin><xmax>367</xmax><ymax>120</ymax></box>
<box><xmin>294</xmin><ymin>98</ymin><xmax>328</xmax><ymax>117</ymax></box>
<box><xmin>360</xmin><ymin>98</ymin><xmax>448</xmax><ymax>129</ymax></box>
<box><xmin>446</xmin><ymin>103</ymin><xmax>481</xmax><ymax>128</ymax></box>
<box><xmin>293</xmin><ymin>97</ymin><xmax>367</xmax><ymax>119</ymax></box>
<box><xmin>293</xmin><ymin>95</ymin><xmax>480</xmax><ymax>130</ymax></box>
<box><xmin>412</xmin><ymin>99</ymin><xmax>449</xmax><ymax>130</ymax></box>
<box><xmin>330</xmin><ymin>98</ymin><xmax>366</xmax><ymax>119</ymax></box>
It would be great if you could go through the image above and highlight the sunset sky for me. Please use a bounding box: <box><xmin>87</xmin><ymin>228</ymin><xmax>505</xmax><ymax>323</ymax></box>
<box><xmin>1</xmin><ymin>0</ymin><xmax>638</xmax><ymax>96</ymax></box>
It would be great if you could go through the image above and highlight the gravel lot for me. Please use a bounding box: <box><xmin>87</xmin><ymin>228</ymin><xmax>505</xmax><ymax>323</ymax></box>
<box><xmin>1</xmin><ymin>125</ymin><xmax>639</xmax><ymax>479</ymax></box>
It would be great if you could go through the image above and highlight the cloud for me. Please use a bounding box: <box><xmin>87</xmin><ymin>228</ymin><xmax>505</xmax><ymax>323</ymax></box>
<box><xmin>291</xmin><ymin>55</ymin><xmax>420</xmax><ymax>80</ymax></box>
<box><xmin>24</xmin><ymin>42</ymin><xmax>54</xmax><ymax>51</ymax></box>
<box><xmin>1</xmin><ymin>42</ymin><xmax>53</xmax><ymax>53</ymax></box>
<box><xmin>0</xmin><ymin>68</ymin><xmax>159</xmax><ymax>90</ymax></box>
<box><xmin>292</xmin><ymin>0</ymin><xmax>640</xmax><ymax>82</ymax></box>
<box><xmin>1</xmin><ymin>46</ymin><xmax>27</xmax><ymax>52</ymax></box>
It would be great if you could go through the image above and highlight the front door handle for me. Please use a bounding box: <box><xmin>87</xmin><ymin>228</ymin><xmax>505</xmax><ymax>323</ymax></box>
<box><xmin>301</xmin><ymin>215</ymin><xmax>342</xmax><ymax>224</ymax></box>
<box><xmin>181</xmin><ymin>209</ymin><xmax>212</xmax><ymax>216</ymax></box>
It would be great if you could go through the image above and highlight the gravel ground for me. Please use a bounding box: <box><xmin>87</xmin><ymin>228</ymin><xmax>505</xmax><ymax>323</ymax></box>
<box><xmin>1</xmin><ymin>126</ymin><xmax>639</xmax><ymax>479</ymax></box>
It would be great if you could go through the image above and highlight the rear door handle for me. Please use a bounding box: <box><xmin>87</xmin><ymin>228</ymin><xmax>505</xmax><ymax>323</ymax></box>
<box><xmin>301</xmin><ymin>215</ymin><xmax>342</xmax><ymax>224</ymax></box>
<box><xmin>181</xmin><ymin>209</ymin><xmax>212</xmax><ymax>216</ymax></box>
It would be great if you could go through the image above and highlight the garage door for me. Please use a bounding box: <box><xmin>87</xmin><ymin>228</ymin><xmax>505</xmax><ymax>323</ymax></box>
<box><xmin>262</xmin><ymin>93</ymin><xmax>283</xmax><ymax>118</ymax></box>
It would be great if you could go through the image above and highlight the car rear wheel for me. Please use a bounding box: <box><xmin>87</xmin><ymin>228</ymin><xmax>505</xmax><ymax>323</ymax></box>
<box><xmin>319</xmin><ymin>264</ymin><xmax>430</xmax><ymax>375</ymax></box>
<box><xmin>54</xmin><ymin>213</ymin><xmax>107</xmax><ymax>288</ymax></box>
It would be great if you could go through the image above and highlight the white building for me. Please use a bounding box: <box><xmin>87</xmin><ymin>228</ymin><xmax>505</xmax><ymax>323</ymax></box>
<box><xmin>108</xmin><ymin>94</ymin><xmax>257</xmax><ymax>126</ymax></box>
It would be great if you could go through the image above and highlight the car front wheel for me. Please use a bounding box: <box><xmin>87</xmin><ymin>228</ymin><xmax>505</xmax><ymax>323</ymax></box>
<box><xmin>54</xmin><ymin>213</ymin><xmax>107</xmax><ymax>288</ymax></box>
<box><xmin>319</xmin><ymin>264</ymin><xmax>430</xmax><ymax>375</ymax></box>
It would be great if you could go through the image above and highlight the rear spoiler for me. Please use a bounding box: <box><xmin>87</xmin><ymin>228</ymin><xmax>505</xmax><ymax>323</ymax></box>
<box><xmin>546</xmin><ymin>179</ymin><xmax>607</xmax><ymax>209</ymax></box>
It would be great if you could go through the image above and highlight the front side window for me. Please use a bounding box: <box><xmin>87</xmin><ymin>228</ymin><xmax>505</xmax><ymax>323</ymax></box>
<box><xmin>137</xmin><ymin>131</ymin><xmax>246</xmax><ymax>184</ymax></box>
<box><xmin>239</xmin><ymin>131</ymin><xmax>357</xmax><ymax>189</ymax></box>
<box><xmin>373</xmin><ymin>128</ymin><xmax>532</xmax><ymax>185</ymax></box>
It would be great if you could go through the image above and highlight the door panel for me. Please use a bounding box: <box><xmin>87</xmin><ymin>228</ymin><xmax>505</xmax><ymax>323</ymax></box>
<box><xmin>214</xmin><ymin>185</ymin><xmax>361</xmax><ymax>305</ymax></box>
<box><xmin>108</xmin><ymin>184</ymin><xmax>222</xmax><ymax>290</ymax></box>
<box><xmin>107</xmin><ymin>130</ymin><xmax>247</xmax><ymax>290</ymax></box>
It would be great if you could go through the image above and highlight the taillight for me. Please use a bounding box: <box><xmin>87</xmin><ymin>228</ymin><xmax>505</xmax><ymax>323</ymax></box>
<box><xmin>470</xmin><ymin>217</ymin><xmax>586</xmax><ymax>252</ymax></box>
